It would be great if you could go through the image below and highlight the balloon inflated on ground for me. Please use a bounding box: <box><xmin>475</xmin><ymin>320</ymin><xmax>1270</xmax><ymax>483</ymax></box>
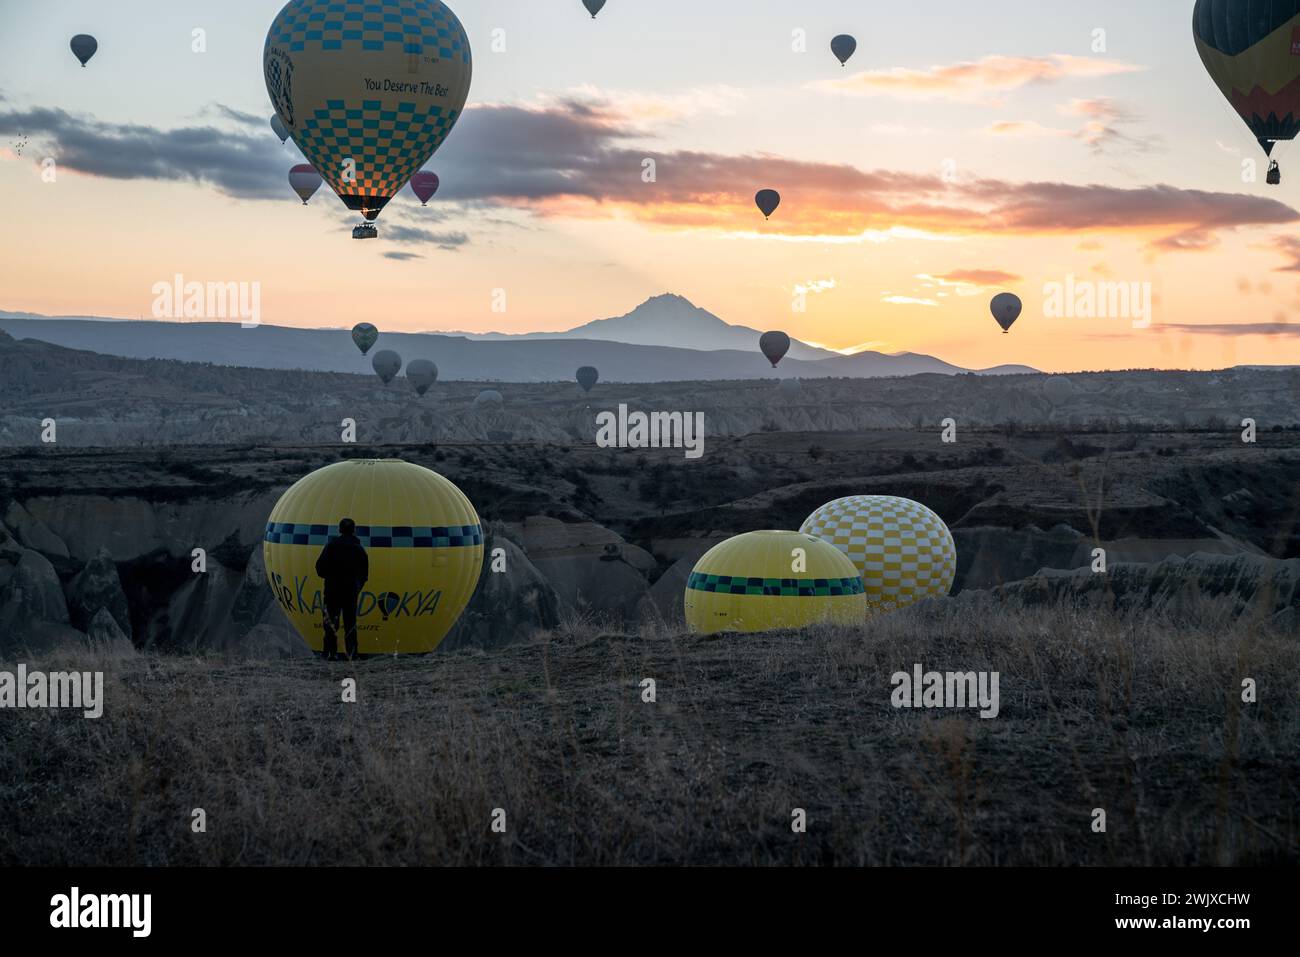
<box><xmin>264</xmin><ymin>460</ymin><xmax>483</xmax><ymax>655</ymax></box>
<box><xmin>473</xmin><ymin>389</ymin><xmax>504</xmax><ymax>408</ymax></box>
<box><xmin>263</xmin><ymin>0</ymin><xmax>472</xmax><ymax>235</ymax></box>
<box><xmin>684</xmin><ymin>530</ymin><xmax>866</xmax><ymax>635</ymax></box>
<box><xmin>800</xmin><ymin>495</ymin><xmax>956</xmax><ymax>614</ymax></box>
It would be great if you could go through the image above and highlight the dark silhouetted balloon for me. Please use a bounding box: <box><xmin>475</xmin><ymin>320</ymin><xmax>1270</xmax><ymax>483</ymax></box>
<box><xmin>351</xmin><ymin>323</ymin><xmax>379</xmax><ymax>355</ymax></box>
<box><xmin>576</xmin><ymin>366</ymin><xmax>599</xmax><ymax>393</ymax></box>
<box><xmin>990</xmin><ymin>293</ymin><xmax>1022</xmax><ymax>334</ymax></box>
<box><xmin>271</xmin><ymin>115</ymin><xmax>290</xmax><ymax>144</ymax></box>
<box><xmin>289</xmin><ymin>164</ymin><xmax>322</xmax><ymax>204</ymax></box>
<box><xmin>831</xmin><ymin>35</ymin><xmax>857</xmax><ymax>66</ymax></box>
<box><xmin>760</xmin><ymin>331</ymin><xmax>791</xmax><ymax>368</ymax></box>
<box><xmin>410</xmin><ymin>171</ymin><xmax>440</xmax><ymax>205</ymax></box>
<box><xmin>755</xmin><ymin>189</ymin><xmax>781</xmax><ymax>219</ymax></box>
<box><xmin>407</xmin><ymin>359</ymin><xmax>438</xmax><ymax>396</ymax></box>
<box><xmin>70</xmin><ymin>35</ymin><xmax>98</xmax><ymax>67</ymax></box>
<box><xmin>372</xmin><ymin>350</ymin><xmax>402</xmax><ymax>384</ymax></box>
<box><xmin>583</xmin><ymin>0</ymin><xmax>606</xmax><ymax>17</ymax></box>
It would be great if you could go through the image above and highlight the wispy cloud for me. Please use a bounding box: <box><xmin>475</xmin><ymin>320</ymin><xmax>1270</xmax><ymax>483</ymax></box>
<box><xmin>813</xmin><ymin>54</ymin><xmax>1142</xmax><ymax>102</ymax></box>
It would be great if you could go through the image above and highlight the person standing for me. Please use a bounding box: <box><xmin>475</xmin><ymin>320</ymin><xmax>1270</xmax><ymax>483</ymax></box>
<box><xmin>314</xmin><ymin>518</ymin><xmax>368</xmax><ymax>660</ymax></box>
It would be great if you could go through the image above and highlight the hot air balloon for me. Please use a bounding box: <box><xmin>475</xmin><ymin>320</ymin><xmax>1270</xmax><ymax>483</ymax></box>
<box><xmin>473</xmin><ymin>389</ymin><xmax>504</xmax><ymax>408</ymax></box>
<box><xmin>755</xmin><ymin>189</ymin><xmax>781</xmax><ymax>219</ymax></box>
<box><xmin>990</xmin><ymin>292</ymin><xmax>1022</xmax><ymax>334</ymax></box>
<box><xmin>410</xmin><ymin>171</ymin><xmax>440</xmax><ymax>205</ymax></box>
<box><xmin>760</xmin><ymin>331</ymin><xmax>791</xmax><ymax>368</ymax></box>
<box><xmin>407</xmin><ymin>359</ymin><xmax>438</xmax><ymax>396</ymax></box>
<box><xmin>777</xmin><ymin>378</ymin><xmax>803</xmax><ymax>396</ymax></box>
<box><xmin>372</xmin><ymin>350</ymin><xmax>403</xmax><ymax>384</ymax></box>
<box><xmin>830</xmin><ymin>34</ymin><xmax>857</xmax><ymax>67</ymax></box>
<box><xmin>271</xmin><ymin>115</ymin><xmax>290</xmax><ymax>144</ymax></box>
<box><xmin>801</xmin><ymin>495</ymin><xmax>956</xmax><ymax>615</ymax></box>
<box><xmin>1042</xmin><ymin>375</ymin><xmax>1076</xmax><ymax>405</ymax></box>
<box><xmin>264</xmin><ymin>0</ymin><xmax>473</xmax><ymax>234</ymax></box>
<box><xmin>1193</xmin><ymin>1</ymin><xmax>1300</xmax><ymax>185</ymax></box>
<box><xmin>70</xmin><ymin>35</ymin><xmax>97</xmax><ymax>67</ymax></box>
<box><xmin>263</xmin><ymin>459</ymin><xmax>483</xmax><ymax>656</ymax></box>
<box><xmin>583</xmin><ymin>0</ymin><xmax>607</xmax><ymax>17</ymax></box>
<box><xmin>352</xmin><ymin>323</ymin><xmax>379</xmax><ymax>356</ymax></box>
<box><xmin>684</xmin><ymin>531</ymin><xmax>866</xmax><ymax>635</ymax></box>
<box><xmin>576</xmin><ymin>366</ymin><xmax>599</xmax><ymax>393</ymax></box>
<box><xmin>289</xmin><ymin>164</ymin><xmax>322</xmax><ymax>204</ymax></box>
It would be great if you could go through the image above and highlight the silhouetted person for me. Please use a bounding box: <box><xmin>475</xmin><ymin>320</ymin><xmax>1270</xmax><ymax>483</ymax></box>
<box><xmin>315</xmin><ymin>518</ymin><xmax>368</xmax><ymax>660</ymax></box>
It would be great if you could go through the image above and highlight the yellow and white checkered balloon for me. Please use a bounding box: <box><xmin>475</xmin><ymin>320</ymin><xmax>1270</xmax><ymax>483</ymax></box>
<box><xmin>800</xmin><ymin>495</ymin><xmax>956</xmax><ymax>612</ymax></box>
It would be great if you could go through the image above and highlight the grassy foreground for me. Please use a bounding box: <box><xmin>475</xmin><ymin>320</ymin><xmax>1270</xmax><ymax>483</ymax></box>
<box><xmin>1</xmin><ymin>597</ymin><xmax>1297</xmax><ymax>866</ymax></box>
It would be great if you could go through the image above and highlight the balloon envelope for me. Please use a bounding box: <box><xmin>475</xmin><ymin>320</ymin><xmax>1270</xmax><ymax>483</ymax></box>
<box><xmin>407</xmin><ymin>359</ymin><xmax>438</xmax><ymax>396</ymax></box>
<box><xmin>351</xmin><ymin>322</ymin><xmax>379</xmax><ymax>355</ymax></box>
<box><xmin>289</xmin><ymin>164</ymin><xmax>322</xmax><ymax>204</ymax></box>
<box><xmin>264</xmin><ymin>0</ymin><xmax>472</xmax><ymax>223</ymax></box>
<box><xmin>760</xmin><ymin>331</ymin><xmax>791</xmax><ymax>368</ymax></box>
<box><xmin>583</xmin><ymin>0</ymin><xmax>606</xmax><ymax>17</ymax></box>
<box><xmin>473</xmin><ymin>389</ymin><xmax>504</xmax><ymax>408</ymax></box>
<box><xmin>777</xmin><ymin>378</ymin><xmax>803</xmax><ymax>395</ymax></box>
<box><xmin>801</xmin><ymin>495</ymin><xmax>956</xmax><ymax>614</ymax></box>
<box><xmin>263</xmin><ymin>459</ymin><xmax>483</xmax><ymax>655</ymax></box>
<box><xmin>410</xmin><ymin>170</ymin><xmax>440</xmax><ymax>205</ymax></box>
<box><xmin>576</xmin><ymin>366</ymin><xmax>599</xmax><ymax>393</ymax></box>
<box><xmin>990</xmin><ymin>292</ymin><xmax>1022</xmax><ymax>333</ymax></box>
<box><xmin>70</xmin><ymin>35</ymin><xmax>97</xmax><ymax>67</ymax></box>
<box><xmin>271</xmin><ymin>115</ymin><xmax>290</xmax><ymax>144</ymax></box>
<box><xmin>684</xmin><ymin>531</ymin><xmax>866</xmax><ymax>635</ymax></box>
<box><xmin>755</xmin><ymin>189</ymin><xmax>781</xmax><ymax>219</ymax></box>
<box><xmin>830</xmin><ymin>34</ymin><xmax>857</xmax><ymax>66</ymax></box>
<box><xmin>1193</xmin><ymin>1</ymin><xmax>1300</xmax><ymax>157</ymax></box>
<box><xmin>372</xmin><ymin>350</ymin><xmax>402</xmax><ymax>384</ymax></box>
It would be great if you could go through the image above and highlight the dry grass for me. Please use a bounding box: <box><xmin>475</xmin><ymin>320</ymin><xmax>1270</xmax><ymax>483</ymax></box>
<box><xmin>1</xmin><ymin>596</ymin><xmax>1296</xmax><ymax>866</ymax></box>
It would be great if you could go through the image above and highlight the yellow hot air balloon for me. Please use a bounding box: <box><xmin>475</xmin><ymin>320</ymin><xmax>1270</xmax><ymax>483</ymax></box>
<box><xmin>800</xmin><ymin>495</ymin><xmax>955</xmax><ymax>614</ymax></box>
<box><xmin>263</xmin><ymin>459</ymin><xmax>483</xmax><ymax>655</ymax></box>
<box><xmin>264</xmin><ymin>0</ymin><xmax>472</xmax><ymax>226</ymax></box>
<box><xmin>684</xmin><ymin>530</ymin><xmax>866</xmax><ymax>635</ymax></box>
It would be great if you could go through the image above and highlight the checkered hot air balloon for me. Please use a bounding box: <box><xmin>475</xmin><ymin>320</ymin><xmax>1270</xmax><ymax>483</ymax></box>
<box><xmin>264</xmin><ymin>0</ymin><xmax>472</xmax><ymax>226</ymax></box>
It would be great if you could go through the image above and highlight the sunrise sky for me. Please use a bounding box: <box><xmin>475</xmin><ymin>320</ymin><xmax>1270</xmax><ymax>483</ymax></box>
<box><xmin>2</xmin><ymin>0</ymin><xmax>1300</xmax><ymax>372</ymax></box>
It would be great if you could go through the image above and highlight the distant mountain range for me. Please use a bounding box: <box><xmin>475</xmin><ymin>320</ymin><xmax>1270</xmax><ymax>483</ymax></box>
<box><xmin>0</xmin><ymin>295</ymin><xmax>1037</xmax><ymax>381</ymax></box>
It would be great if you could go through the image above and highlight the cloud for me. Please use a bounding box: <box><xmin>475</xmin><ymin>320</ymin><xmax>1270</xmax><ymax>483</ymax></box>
<box><xmin>1270</xmin><ymin>235</ymin><xmax>1300</xmax><ymax>271</ymax></box>
<box><xmin>883</xmin><ymin>295</ymin><xmax>940</xmax><ymax>307</ymax></box>
<box><xmin>1157</xmin><ymin>322</ymin><xmax>1298</xmax><ymax>337</ymax></box>
<box><xmin>926</xmin><ymin>269</ymin><xmax>1022</xmax><ymax>286</ymax></box>
<box><xmin>986</xmin><ymin>98</ymin><xmax>1162</xmax><ymax>155</ymax></box>
<box><xmin>793</xmin><ymin>278</ymin><xmax>837</xmax><ymax>296</ymax></box>
<box><xmin>0</xmin><ymin>104</ymin><xmax>287</xmax><ymax>199</ymax></box>
<box><xmin>382</xmin><ymin>251</ymin><xmax>423</xmax><ymax>261</ymax></box>
<box><xmin>1061</xmin><ymin>98</ymin><xmax>1162</xmax><ymax>155</ymax></box>
<box><xmin>4</xmin><ymin>96</ymin><xmax>1293</xmax><ymax>252</ymax></box>
<box><xmin>383</xmin><ymin>224</ymin><xmax>469</xmax><ymax>250</ymax></box>
<box><xmin>813</xmin><ymin>55</ymin><xmax>1142</xmax><ymax>101</ymax></box>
